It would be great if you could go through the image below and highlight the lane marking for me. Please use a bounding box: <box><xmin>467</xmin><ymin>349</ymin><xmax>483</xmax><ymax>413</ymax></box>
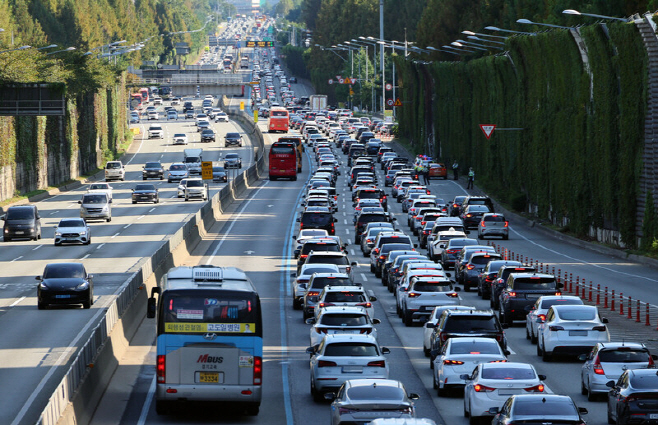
<box><xmin>81</xmin><ymin>254</ymin><xmax>91</xmax><ymax>260</ymax></box>
<box><xmin>9</xmin><ymin>296</ymin><xmax>26</xmax><ymax>307</ymax></box>
<box><xmin>149</xmin><ymin>208</ymin><xmax>156</xmax><ymax>212</ymax></box>
<box><xmin>11</xmin><ymin>256</ymin><xmax>23</xmax><ymax>262</ymax></box>
<box><xmin>111</xmin><ymin>233</ymin><xmax>120</xmax><ymax>239</ymax></box>
<box><xmin>32</xmin><ymin>245</ymin><xmax>43</xmax><ymax>251</ymax></box>
<box><xmin>96</xmin><ymin>243</ymin><xmax>105</xmax><ymax>250</ymax></box>
<box><xmin>360</xmin><ymin>273</ymin><xmax>368</xmax><ymax>282</ymax></box>
<box><xmin>49</xmin><ymin>211</ymin><xmax>59</xmax><ymax>215</ymax></box>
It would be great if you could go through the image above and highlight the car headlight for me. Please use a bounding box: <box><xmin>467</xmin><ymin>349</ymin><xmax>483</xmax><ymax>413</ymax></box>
<box><xmin>55</xmin><ymin>231</ymin><xmax>62</xmax><ymax>236</ymax></box>
<box><xmin>39</xmin><ymin>282</ymin><xmax>49</xmax><ymax>290</ymax></box>
<box><xmin>79</xmin><ymin>230</ymin><xmax>87</xmax><ymax>235</ymax></box>
<box><xmin>102</xmin><ymin>206</ymin><xmax>108</xmax><ymax>211</ymax></box>
<box><xmin>76</xmin><ymin>281</ymin><xmax>90</xmax><ymax>290</ymax></box>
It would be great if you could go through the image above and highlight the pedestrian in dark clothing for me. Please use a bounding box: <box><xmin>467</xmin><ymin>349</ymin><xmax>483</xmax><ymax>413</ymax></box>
<box><xmin>452</xmin><ymin>160</ymin><xmax>459</xmax><ymax>180</ymax></box>
<box><xmin>467</xmin><ymin>167</ymin><xmax>475</xmax><ymax>189</ymax></box>
<box><xmin>421</xmin><ymin>166</ymin><xmax>429</xmax><ymax>185</ymax></box>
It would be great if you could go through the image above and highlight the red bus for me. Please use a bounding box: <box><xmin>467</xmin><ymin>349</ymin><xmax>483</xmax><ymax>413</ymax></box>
<box><xmin>269</xmin><ymin>141</ymin><xmax>297</xmax><ymax>181</ymax></box>
<box><xmin>139</xmin><ymin>87</ymin><xmax>150</xmax><ymax>104</ymax></box>
<box><xmin>277</xmin><ymin>136</ymin><xmax>303</xmax><ymax>173</ymax></box>
<box><xmin>268</xmin><ymin>106</ymin><xmax>289</xmax><ymax>133</ymax></box>
<box><xmin>130</xmin><ymin>93</ymin><xmax>143</xmax><ymax>110</ymax></box>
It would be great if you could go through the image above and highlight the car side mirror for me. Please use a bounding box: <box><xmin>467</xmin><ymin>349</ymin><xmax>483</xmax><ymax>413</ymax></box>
<box><xmin>369</xmin><ymin>295</ymin><xmax>377</xmax><ymax>302</ymax></box>
<box><xmin>606</xmin><ymin>380</ymin><xmax>616</xmax><ymax>388</ymax></box>
<box><xmin>602</xmin><ymin>318</ymin><xmax>609</xmax><ymax>324</ymax></box>
<box><xmin>413</xmin><ymin>244</ymin><xmax>418</xmax><ymax>248</ymax></box>
<box><xmin>147</xmin><ymin>297</ymin><xmax>157</xmax><ymax>318</ymax></box>
<box><xmin>453</xmin><ymin>285</ymin><xmax>460</xmax><ymax>292</ymax></box>
<box><xmin>305</xmin><ymin>318</ymin><xmax>316</xmax><ymax>325</ymax></box>
<box><xmin>78</xmin><ymin>200</ymin><xmax>82</xmax><ymax>204</ymax></box>
<box><xmin>296</xmin><ymin>218</ymin><xmax>300</xmax><ymax>222</ymax></box>
<box><xmin>460</xmin><ymin>374</ymin><xmax>471</xmax><ymax>381</ymax></box>
<box><xmin>351</xmin><ymin>262</ymin><xmax>357</xmax><ymax>266</ymax></box>
<box><xmin>524</xmin><ymin>305</ymin><xmax>533</xmax><ymax>311</ymax></box>
<box><xmin>334</xmin><ymin>218</ymin><xmax>338</xmax><ymax>222</ymax></box>
<box><xmin>501</xmin><ymin>323</ymin><xmax>509</xmax><ymax>329</ymax></box>
<box><xmin>425</xmin><ymin>322</ymin><xmax>435</xmax><ymax>328</ymax></box>
<box><xmin>488</xmin><ymin>407</ymin><xmax>500</xmax><ymax>415</ymax></box>
<box><xmin>324</xmin><ymin>392</ymin><xmax>336</xmax><ymax>401</ymax></box>
<box><xmin>408</xmin><ymin>393</ymin><xmax>420</xmax><ymax>400</ymax></box>
<box><xmin>35</xmin><ymin>276</ymin><xmax>42</xmax><ymax>281</ymax></box>
<box><xmin>305</xmin><ymin>347</ymin><xmax>315</xmax><ymax>354</ymax></box>
<box><xmin>578</xmin><ymin>407</ymin><xmax>588</xmax><ymax>415</ymax></box>
<box><xmin>372</xmin><ymin>318</ymin><xmax>381</xmax><ymax>325</ymax></box>
<box><xmin>465</xmin><ymin>230</ymin><xmax>470</xmax><ymax>234</ymax></box>
<box><xmin>504</xmin><ymin>350</ymin><xmax>511</xmax><ymax>356</ymax></box>
<box><xmin>381</xmin><ymin>347</ymin><xmax>390</xmax><ymax>355</ymax></box>
<box><xmin>538</xmin><ymin>374</ymin><xmax>547</xmax><ymax>380</ymax></box>
<box><xmin>577</xmin><ymin>354</ymin><xmax>588</xmax><ymax>361</ymax></box>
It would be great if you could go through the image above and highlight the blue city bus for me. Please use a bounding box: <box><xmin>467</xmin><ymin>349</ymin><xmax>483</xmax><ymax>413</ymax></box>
<box><xmin>147</xmin><ymin>265</ymin><xmax>262</xmax><ymax>415</ymax></box>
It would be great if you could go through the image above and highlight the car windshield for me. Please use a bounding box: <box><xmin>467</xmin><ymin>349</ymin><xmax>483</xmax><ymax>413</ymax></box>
<box><xmin>323</xmin><ymin>343</ymin><xmax>378</xmax><ymax>357</ymax></box>
<box><xmin>82</xmin><ymin>195</ymin><xmax>107</xmax><ymax>204</ymax></box>
<box><xmin>226</xmin><ymin>154</ymin><xmax>239</xmax><ymax>159</ymax></box>
<box><xmin>6</xmin><ymin>208</ymin><xmax>34</xmax><ymax>220</ymax></box>
<box><xmin>320</xmin><ymin>314</ymin><xmax>368</xmax><ymax>326</ymax></box>
<box><xmin>226</xmin><ymin>133</ymin><xmax>240</xmax><ymax>138</ymax></box>
<box><xmin>170</xmin><ymin>164</ymin><xmax>186</xmax><ymax>171</ymax></box>
<box><xmin>150</xmin><ymin>126</ymin><xmax>162</xmax><ymax>130</ymax></box>
<box><xmin>58</xmin><ymin>219</ymin><xmax>83</xmax><ymax>227</ymax></box>
<box><xmin>346</xmin><ymin>386</ymin><xmax>405</xmax><ymax>401</ymax></box>
<box><xmin>450</xmin><ymin>340</ymin><xmax>501</xmax><ymax>355</ymax></box>
<box><xmin>145</xmin><ymin>162</ymin><xmax>161</xmax><ymax>168</ymax></box>
<box><xmin>300</xmin><ymin>230</ymin><xmax>329</xmax><ymax>238</ymax></box>
<box><xmin>44</xmin><ymin>264</ymin><xmax>84</xmax><ymax>279</ymax></box>
<box><xmin>445</xmin><ymin>316</ymin><xmax>498</xmax><ymax>332</ymax></box>
<box><xmin>135</xmin><ymin>185</ymin><xmax>154</xmax><ymax>191</ymax></box>
<box><xmin>89</xmin><ymin>184</ymin><xmax>108</xmax><ymax>190</ymax></box>
<box><xmin>481</xmin><ymin>367</ymin><xmax>537</xmax><ymax>380</ymax></box>
<box><xmin>187</xmin><ymin>180</ymin><xmax>204</xmax><ymax>187</ymax></box>
<box><xmin>324</xmin><ymin>292</ymin><xmax>367</xmax><ymax>303</ymax></box>
<box><xmin>557</xmin><ymin>308</ymin><xmax>596</xmax><ymax>321</ymax></box>
<box><xmin>512</xmin><ymin>398</ymin><xmax>577</xmax><ymax>417</ymax></box>
<box><xmin>213</xmin><ymin>167</ymin><xmax>225</xmax><ymax>172</ymax></box>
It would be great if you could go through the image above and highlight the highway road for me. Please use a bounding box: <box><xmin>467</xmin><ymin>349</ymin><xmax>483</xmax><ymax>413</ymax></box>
<box><xmin>0</xmin><ymin>97</ymin><xmax>256</xmax><ymax>425</ymax></box>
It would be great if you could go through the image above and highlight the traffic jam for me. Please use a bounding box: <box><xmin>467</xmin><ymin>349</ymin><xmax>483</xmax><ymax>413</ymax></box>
<box><xmin>285</xmin><ymin>108</ymin><xmax>658</xmax><ymax>425</ymax></box>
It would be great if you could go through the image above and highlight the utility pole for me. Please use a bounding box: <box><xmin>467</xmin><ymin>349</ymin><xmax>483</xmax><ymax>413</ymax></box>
<box><xmin>380</xmin><ymin>0</ymin><xmax>385</xmax><ymax>114</ymax></box>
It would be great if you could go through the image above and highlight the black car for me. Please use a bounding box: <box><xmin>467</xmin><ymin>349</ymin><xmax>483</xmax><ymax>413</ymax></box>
<box><xmin>461</xmin><ymin>195</ymin><xmax>495</xmax><ymax>215</ymax></box>
<box><xmin>607</xmin><ymin>368</ymin><xmax>658</xmax><ymax>424</ymax></box>
<box><xmin>477</xmin><ymin>260</ymin><xmax>522</xmax><ymax>299</ymax></box>
<box><xmin>183</xmin><ymin>101</ymin><xmax>194</xmax><ymax>112</ymax></box>
<box><xmin>2</xmin><ymin>204</ymin><xmax>42</xmax><ymax>241</ymax></box>
<box><xmin>449</xmin><ymin>196</ymin><xmax>467</xmax><ymax>217</ymax></box>
<box><xmin>461</xmin><ymin>204</ymin><xmax>492</xmax><ymax>229</ymax></box>
<box><xmin>142</xmin><ymin>161</ymin><xmax>164</xmax><ymax>180</ymax></box>
<box><xmin>499</xmin><ymin>273</ymin><xmax>561</xmax><ymax>324</ymax></box>
<box><xmin>36</xmin><ymin>262</ymin><xmax>94</xmax><ymax>309</ymax></box>
<box><xmin>132</xmin><ymin>184</ymin><xmax>159</xmax><ymax>204</ymax></box>
<box><xmin>201</xmin><ymin>129</ymin><xmax>216</xmax><ymax>143</ymax></box>
<box><xmin>429</xmin><ymin>309</ymin><xmax>508</xmax><ymax>364</ymax></box>
<box><xmin>297</xmin><ymin>207</ymin><xmax>337</xmax><ymax>235</ymax></box>
<box><xmin>491</xmin><ymin>395</ymin><xmax>587</xmax><ymax>425</ymax></box>
<box><xmin>212</xmin><ymin>166</ymin><xmax>227</xmax><ymax>182</ymax></box>
<box><xmin>490</xmin><ymin>265</ymin><xmax>537</xmax><ymax>309</ymax></box>
<box><xmin>225</xmin><ymin>132</ymin><xmax>243</xmax><ymax>147</ymax></box>
<box><xmin>355</xmin><ymin>212</ymin><xmax>394</xmax><ymax>243</ymax></box>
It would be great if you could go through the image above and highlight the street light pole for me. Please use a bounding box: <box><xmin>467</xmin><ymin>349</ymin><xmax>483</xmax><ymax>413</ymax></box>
<box><xmin>379</xmin><ymin>0</ymin><xmax>385</xmax><ymax>114</ymax></box>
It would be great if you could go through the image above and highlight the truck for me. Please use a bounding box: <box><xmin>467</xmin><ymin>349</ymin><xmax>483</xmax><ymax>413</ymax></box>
<box><xmin>309</xmin><ymin>95</ymin><xmax>327</xmax><ymax>111</ymax></box>
<box><xmin>240</xmin><ymin>55</ymin><xmax>249</xmax><ymax>69</ymax></box>
<box><xmin>183</xmin><ymin>148</ymin><xmax>203</xmax><ymax>176</ymax></box>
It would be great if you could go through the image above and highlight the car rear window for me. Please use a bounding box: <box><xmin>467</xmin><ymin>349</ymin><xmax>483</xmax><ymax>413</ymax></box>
<box><xmin>320</xmin><ymin>314</ymin><xmax>368</xmax><ymax>326</ymax></box>
<box><xmin>307</xmin><ymin>256</ymin><xmax>349</xmax><ymax>266</ymax></box>
<box><xmin>301</xmin><ymin>213</ymin><xmax>333</xmax><ymax>226</ymax></box>
<box><xmin>324</xmin><ymin>291</ymin><xmax>366</xmax><ymax>303</ymax></box>
<box><xmin>413</xmin><ymin>282</ymin><xmax>451</xmax><ymax>292</ymax></box>
<box><xmin>598</xmin><ymin>349</ymin><xmax>650</xmax><ymax>363</ymax></box>
<box><xmin>380</xmin><ymin>236</ymin><xmax>412</xmax><ymax>246</ymax></box>
<box><xmin>539</xmin><ymin>298</ymin><xmax>583</xmax><ymax>309</ymax></box>
<box><xmin>310</xmin><ymin>277</ymin><xmax>353</xmax><ymax>288</ymax></box>
<box><xmin>445</xmin><ymin>316</ymin><xmax>498</xmax><ymax>332</ymax></box>
<box><xmin>630</xmin><ymin>374</ymin><xmax>658</xmax><ymax>389</ymax></box>
<box><xmin>449</xmin><ymin>239</ymin><xmax>477</xmax><ymax>248</ymax></box>
<box><xmin>359</xmin><ymin>214</ymin><xmax>388</xmax><ymax>224</ymax></box>
<box><xmin>346</xmin><ymin>386</ymin><xmax>404</xmax><ymax>401</ymax></box>
<box><xmin>470</xmin><ymin>255</ymin><xmax>500</xmax><ymax>265</ymax></box>
<box><xmin>324</xmin><ymin>343</ymin><xmax>378</xmax><ymax>357</ymax></box>
<box><xmin>381</xmin><ymin>243</ymin><xmax>414</xmax><ymax>254</ymax></box>
<box><xmin>484</xmin><ymin>215</ymin><xmax>506</xmax><ymax>222</ymax></box>
<box><xmin>513</xmin><ymin>277</ymin><xmax>557</xmax><ymax>290</ymax></box>
<box><xmin>512</xmin><ymin>398</ymin><xmax>577</xmax><ymax>417</ymax></box>
<box><xmin>450</xmin><ymin>340</ymin><xmax>500</xmax><ymax>355</ymax></box>
<box><xmin>557</xmin><ymin>308</ymin><xmax>596</xmax><ymax>321</ymax></box>
<box><xmin>482</xmin><ymin>367</ymin><xmax>537</xmax><ymax>380</ymax></box>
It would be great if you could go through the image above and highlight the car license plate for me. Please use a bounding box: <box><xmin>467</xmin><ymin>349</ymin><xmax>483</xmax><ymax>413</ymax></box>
<box><xmin>15</xmin><ymin>231</ymin><xmax>24</xmax><ymax>235</ymax></box>
<box><xmin>199</xmin><ymin>372</ymin><xmax>222</xmax><ymax>383</ymax></box>
<box><xmin>650</xmin><ymin>414</ymin><xmax>658</xmax><ymax>419</ymax></box>
<box><xmin>342</xmin><ymin>366</ymin><xmax>363</xmax><ymax>373</ymax></box>
<box><xmin>526</xmin><ymin>294</ymin><xmax>540</xmax><ymax>299</ymax></box>
<box><xmin>55</xmin><ymin>295</ymin><xmax>71</xmax><ymax>299</ymax></box>
<box><xmin>569</xmin><ymin>330</ymin><xmax>588</xmax><ymax>336</ymax></box>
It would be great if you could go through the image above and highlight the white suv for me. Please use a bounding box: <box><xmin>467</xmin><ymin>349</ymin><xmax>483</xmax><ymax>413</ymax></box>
<box><xmin>315</xmin><ymin>285</ymin><xmax>376</xmax><ymax>319</ymax></box>
<box><xmin>148</xmin><ymin>124</ymin><xmax>164</xmax><ymax>139</ymax></box>
<box><xmin>104</xmin><ymin>161</ymin><xmax>125</xmax><ymax>181</ymax></box>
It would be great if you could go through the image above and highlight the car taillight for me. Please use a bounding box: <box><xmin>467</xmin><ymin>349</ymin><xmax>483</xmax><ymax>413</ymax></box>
<box><xmin>367</xmin><ymin>360</ymin><xmax>386</xmax><ymax>367</ymax></box>
<box><xmin>495</xmin><ymin>334</ymin><xmax>503</xmax><ymax>342</ymax></box>
<box><xmin>360</xmin><ymin>328</ymin><xmax>372</xmax><ymax>334</ymax></box>
<box><xmin>157</xmin><ymin>355</ymin><xmax>166</xmax><ymax>383</ymax></box>
<box><xmin>508</xmin><ymin>292</ymin><xmax>517</xmax><ymax>297</ymax></box>
<box><xmin>485</xmin><ymin>276</ymin><xmax>494</xmax><ymax>282</ymax></box>
<box><xmin>346</xmin><ymin>266</ymin><xmax>351</xmax><ymax>273</ymax></box>
<box><xmin>649</xmin><ymin>356</ymin><xmax>655</xmax><ymax>367</ymax></box>
<box><xmin>316</xmin><ymin>328</ymin><xmax>328</xmax><ymax>334</ymax></box>
<box><xmin>338</xmin><ymin>407</ymin><xmax>356</xmax><ymax>415</ymax></box>
<box><xmin>504</xmin><ymin>221</ymin><xmax>509</xmax><ymax>227</ymax></box>
<box><xmin>453</xmin><ymin>203</ymin><xmax>458</xmax><ymax>208</ymax></box>
<box><xmin>408</xmin><ymin>292</ymin><xmax>421</xmax><ymax>298</ymax></box>
<box><xmin>356</xmin><ymin>302</ymin><xmax>372</xmax><ymax>308</ymax></box>
<box><xmin>447</xmin><ymin>249</ymin><xmax>459</xmax><ymax>254</ymax></box>
<box><xmin>537</xmin><ymin>314</ymin><xmax>546</xmax><ymax>322</ymax></box>
<box><xmin>318</xmin><ymin>302</ymin><xmax>334</xmax><ymax>308</ymax></box>
<box><xmin>307</xmin><ymin>291</ymin><xmax>320</xmax><ymax>296</ymax></box>
<box><xmin>379</xmin><ymin>255</ymin><xmax>386</xmax><ymax>260</ymax></box>
<box><xmin>299</xmin><ymin>223</ymin><xmax>304</xmax><ymax>229</ymax></box>
<box><xmin>593</xmin><ymin>325</ymin><xmax>607</xmax><ymax>332</ymax></box>
<box><xmin>421</xmin><ymin>221</ymin><xmax>426</xmax><ymax>225</ymax></box>
<box><xmin>480</xmin><ymin>221</ymin><xmax>486</xmax><ymax>227</ymax></box>
<box><xmin>549</xmin><ymin>325</ymin><xmax>564</xmax><ymax>331</ymax></box>
<box><xmin>253</xmin><ymin>356</ymin><xmax>262</xmax><ymax>385</ymax></box>
<box><xmin>373</xmin><ymin>248</ymin><xmax>380</xmax><ymax>255</ymax></box>
<box><xmin>489</xmin><ymin>359</ymin><xmax>508</xmax><ymax>363</ymax></box>
<box><xmin>300</xmin><ymin>254</ymin><xmax>308</xmax><ymax>259</ymax></box>
<box><xmin>443</xmin><ymin>360</ymin><xmax>464</xmax><ymax>365</ymax></box>
<box><xmin>474</xmin><ymin>384</ymin><xmax>495</xmax><ymax>392</ymax></box>
<box><xmin>398</xmin><ymin>407</ymin><xmax>413</xmax><ymax>414</ymax></box>
<box><xmin>466</xmin><ymin>214</ymin><xmax>472</xmax><ymax>218</ymax></box>
<box><xmin>318</xmin><ymin>360</ymin><xmax>337</xmax><ymax>367</ymax></box>
<box><xmin>446</xmin><ymin>292</ymin><xmax>459</xmax><ymax>298</ymax></box>
<box><xmin>593</xmin><ymin>356</ymin><xmax>605</xmax><ymax>374</ymax></box>
<box><xmin>524</xmin><ymin>384</ymin><xmax>545</xmax><ymax>392</ymax></box>
<box><xmin>466</xmin><ymin>264</ymin><xmax>475</xmax><ymax>270</ymax></box>
<box><xmin>440</xmin><ymin>333</ymin><xmax>448</xmax><ymax>341</ymax></box>
<box><xmin>555</xmin><ymin>292</ymin><xmax>562</xmax><ymax>296</ymax></box>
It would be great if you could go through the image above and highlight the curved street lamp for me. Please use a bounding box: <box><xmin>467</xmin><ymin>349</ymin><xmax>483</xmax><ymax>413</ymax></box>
<box><xmin>462</xmin><ymin>30</ymin><xmax>508</xmax><ymax>40</ymax></box>
<box><xmin>0</xmin><ymin>45</ymin><xmax>30</xmax><ymax>54</ymax></box>
<box><xmin>466</xmin><ymin>35</ymin><xmax>505</xmax><ymax>46</ymax></box>
<box><xmin>562</xmin><ymin>9</ymin><xmax>629</xmax><ymax>22</ymax></box>
<box><xmin>46</xmin><ymin>47</ymin><xmax>76</xmax><ymax>56</ymax></box>
<box><xmin>516</xmin><ymin>18</ymin><xmax>572</xmax><ymax>30</ymax></box>
<box><xmin>484</xmin><ymin>26</ymin><xmax>535</xmax><ymax>36</ymax></box>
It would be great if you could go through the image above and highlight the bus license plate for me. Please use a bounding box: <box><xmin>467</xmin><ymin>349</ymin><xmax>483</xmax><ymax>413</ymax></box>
<box><xmin>199</xmin><ymin>372</ymin><xmax>222</xmax><ymax>383</ymax></box>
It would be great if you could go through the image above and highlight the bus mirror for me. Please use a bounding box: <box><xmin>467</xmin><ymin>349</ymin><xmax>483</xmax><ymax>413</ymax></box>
<box><xmin>147</xmin><ymin>297</ymin><xmax>157</xmax><ymax>319</ymax></box>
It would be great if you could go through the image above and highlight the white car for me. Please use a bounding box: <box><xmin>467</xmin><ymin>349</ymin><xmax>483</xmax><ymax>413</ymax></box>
<box><xmin>422</xmin><ymin>305</ymin><xmax>474</xmax><ymax>356</ymax></box>
<box><xmin>315</xmin><ymin>285</ymin><xmax>376</xmax><ymax>320</ymax></box>
<box><xmin>537</xmin><ymin>304</ymin><xmax>610</xmax><ymax>362</ymax></box>
<box><xmin>399</xmin><ymin>276</ymin><xmax>460</xmax><ymax>327</ymax></box>
<box><xmin>525</xmin><ymin>295</ymin><xmax>583</xmax><ymax>343</ymax></box>
<box><xmin>395</xmin><ymin>268</ymin><xmax>447</xmax><ymax>314</ymax></box>
<box><xmin>307</xmin><ymin>334</ymin><xmax>390</xmax><ymax>401</ymax></box>
<box><xmin>216</xmin><ymin>111</ymin><xmax>229</xmax><ymax>122</ymax></box>
<box><xmin>463</xmin><ymin>362</ymin><xmax>547</xmax><ymax>422</ymax></box>
<box><xmin>306</xmin><ymin>306</ymin><xmax>379</xmax><ymax>347</ymax></box>
<box><xmin>152</xmin><ymin>96</ymin><xmax>162</xmax><ymax>105</ymax></box>
<box><xmin>148</xmin><ymin>124</ymin><xmax>164</xmax><ymax>139</ymax></box>
<box><xmin>432</xmin><ymin>337</ymin><xmax>509</xmax><ymax>396</ymax></box>
<box><xmin>182</xmin><ymin>178</ymin><xmax>208</xmax><ymax>201</ymax></box>
<box><xmin>54</xmin><ymin>218</ymin><xmax>91</xmax><ymax>246</ymax></box>
<box><xmin>293</xmin><ymin>228</ymin><xmax>330</xmax><ymax>256</ymax></box>
<box><xmin>147</xmin><ymin>110</ymin><xmax>159</xmax><ymax>120</ymax></box>
<box><xmin>172</xmin><ymin>133</ymin><xmax>188</xmax><ymax>145</ymax></box>
<box><xmin>87</xmin><ymin>182</ymin><xmax>113</xmax><ymax>201</ymax></box>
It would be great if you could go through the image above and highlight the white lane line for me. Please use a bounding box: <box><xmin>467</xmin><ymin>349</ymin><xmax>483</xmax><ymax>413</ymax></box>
<box><xmin>32</xmin><ymin>245</ymin><xmax>43</xmax><ymax>251</ymax></box>
<box><xmin>81</xmin><ymin>254</ymin><xmax>91</xmax><ymax>260</ymax></box>
<box><xmin>343</xmin><ymin>219</ymin><xmax>348</xmax><ymax>225</ymax></box>
<box><xmin>111</xmin><ymin>233</ymin><xmax>120</xmax><ymax>239</ymax></box>
<box><xmin>49</xmin><ymin>211</ymin><xmax>59</xmax><ymax>215</ymax></box>
<box><xmin>124</xmin><ymin>224</ymin><xmax>132</xmax><ymax>229</ymax></box>
<box><xmin>506</xmin><ymin>346</ymin><xmax>516</xmax><ymax>355</ymax></box>
<box><xmin>350</xmin><ymin>249</ymin><xmax>355</xmax><ymax>256</ymax></box>
<box><xmin>149</xmin><ymin>207</ymin><xmax>156</xmax><ymax>212</ymax></box>
<box><xmin>10</xmin><ymin>256</ymin><xmax>23</xmax><ymax>262</ymax></box>
<box><xmin>9</xmin><ymin>296</ymin><xmax>26</xmax><ymax>307</ymax></box>
<box><xmin>360</xmin><ymin>273</ymin><xmax>368</xmax><ymax>282</ymax></box>
<box><xmin>96</xmin><ymin>243</ymin><xmax>105</xmax><ymax>250</ymax></box>
<box><xmin>345</xmin><ymin>229</ymin><xmax>349</xmax><ymax>235</ymax></box>
<box><xmin>138</xmin><ymin>215</ymin><xmax>145</xmax><ymax>220</ymax></box>
<box><xmin>347</xmin><ymin>239</ymin><xmax>352</xmax><ymax>245</ymax></box>
<box><xmin>343</xmin><ymin>212</ymin><xmax>346</xmax><ymax>216</ymax></box>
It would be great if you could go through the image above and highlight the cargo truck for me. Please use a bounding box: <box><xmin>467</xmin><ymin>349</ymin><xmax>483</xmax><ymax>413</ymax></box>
<box><xmin>309</xmin><ymin>94</ymin><xmax>327</xmax><ymax>111</ymax></box>
<box><xmin>183</xmin><ymin>148</ymin><xmax>203</xmax><ymax>176</ymax></box>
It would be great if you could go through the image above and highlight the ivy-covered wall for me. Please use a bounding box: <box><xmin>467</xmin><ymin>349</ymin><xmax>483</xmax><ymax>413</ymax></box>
<box><xmin>0</xmin><ymin>77</ymin><xmax>130</xmax><ymax>202</ymax></box>
<box><xmin>396</xmin><ymin>23</ymin><xmax>647</xmax><ymax>247</ymax></box>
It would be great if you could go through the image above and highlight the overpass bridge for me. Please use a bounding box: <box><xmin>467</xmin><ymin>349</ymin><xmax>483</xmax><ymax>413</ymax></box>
<box><xmin>135</xmin><ymin>74</ymin><xmax>247</xmax><ymax>97</ymax></box>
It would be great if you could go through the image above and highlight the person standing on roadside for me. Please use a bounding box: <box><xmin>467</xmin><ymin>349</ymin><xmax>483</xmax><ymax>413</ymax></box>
<box><xmin>452</xmin><ymin>160</ymin><xmax>459</xmax><ymax>180</ymax></box>
<box><xmin>467</xmin><ymin>167</ymin><xmax>475</xmax><ymax>189</ymax></box>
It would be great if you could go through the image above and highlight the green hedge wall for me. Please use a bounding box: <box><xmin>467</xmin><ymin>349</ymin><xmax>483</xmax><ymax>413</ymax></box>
<box><xmin>396</xmin><ymin>23</ymin><xmax>646</xmax><ymax>246</ymax></box>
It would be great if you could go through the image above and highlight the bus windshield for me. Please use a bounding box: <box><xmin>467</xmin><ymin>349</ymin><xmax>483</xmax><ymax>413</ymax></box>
<box><xmin>160</xmin><ymin>290</ymin><xmax>261</xmax><ymax>336</ymax></box>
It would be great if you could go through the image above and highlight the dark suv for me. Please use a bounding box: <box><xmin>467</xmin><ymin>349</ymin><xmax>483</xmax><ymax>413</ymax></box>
<box><xmin>297</xmin><ymin>207</ymin><xmax>337</xmax><ymax>235</ymax></box>
<box><xmin>428</xmin><ymin>309</ymin><xmax>508</xmax><ymax>365</ymax></box>
<box><xmin>142</xmin><ymin>161</ymin><xmax>164</xmax><ymax>180</ymax></box>
<box><xmin>201</xmin><ymin>129</ymin><xmax>216</xmax><ymax>143</ymax></box>
<box><xmin>353</xmin><ymin>188</ymin><xmax>387</xmax><ymax>211</ymax></box>
<box><xmin>459</xmin><ymin>252</ymin><xmax>502</xmax><ymax>291</ymax></box>
<box><xmin>490</xmin><ymin>265</ymin><xmax>537</xmax><ymax>309</ymax></box>
<box><xmin>2</xmin><ymin>205</ymin><xmax>42</xmax><ymax>241</ymax></box>
<box><xmin>355</xmin><ymin>212</ymin><xmax>394</xmax><ymax>243</ymax></box>
<box><xmin>224</xmin><ymin>132</ymin><xmax>243</xmax><ymax>147</ymax></box>
<box><xmin>498</xmin><ymin>273</ymin><xmax>561</xmax><ymax>325</ymax></box>
<box><xmin>477</xmin><ymin>260</ymin><xmax>523</xmax><ymax>300</ymax></box>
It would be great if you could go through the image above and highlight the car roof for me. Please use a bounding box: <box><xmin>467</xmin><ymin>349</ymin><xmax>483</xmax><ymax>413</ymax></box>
<box><xmin>318</xmin><ymin>306</ymin><xmax>368</xmax><ymax>315</ymax></box>
<box><xmin>480</xmin><ymin>361</ymin><xmax>534</xmax><ymax>370</ymax></box>
<box><xmin>345</xmin><ymin>379</ymin><xmax>403</xmax><ymax>389</ymax></box>
<box><xmin>321</xmin><ymin>333</ymin><xmax>378</xmax><ymax>343</ymax></box>
<box><xmin>307</xmin><ymin>251</ymin><xmax>346</xmax><ymax>257</ymax></box>
<box><xmin>322</xmin><ymin>285</ymin><xmax>366</xmax><ymax>292</ymax></box>
<box><xmin>310</xmin><ymin>272</ymin><xmax>350</xmax><ymax>279</ymax></box>
<box><xmin>509</xmin><ymin>273</ymin><xmax>555</xmax><ymax>279</ymax></box>
<box><xmin>595</xmin><ymin>342</ymin><xmax>647</xmax><ymax>350</ymax></box>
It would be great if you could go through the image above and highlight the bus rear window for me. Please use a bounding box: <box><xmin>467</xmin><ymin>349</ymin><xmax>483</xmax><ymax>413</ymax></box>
<box><xmin>270</xmin><ymin>110</ymin><xmax>288</xmax><ymax>117</ymax></box>
<box><xmin>271</xmin><ymin>146</ymin><xmax>295</xmax><ymax>155</ymax></box>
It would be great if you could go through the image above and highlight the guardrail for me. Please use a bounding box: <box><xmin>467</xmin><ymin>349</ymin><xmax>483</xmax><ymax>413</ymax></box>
<box><xmin>37</xmin><ymin>105</ymin><xmax>266</xmax><ymax>425</ymax></box>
